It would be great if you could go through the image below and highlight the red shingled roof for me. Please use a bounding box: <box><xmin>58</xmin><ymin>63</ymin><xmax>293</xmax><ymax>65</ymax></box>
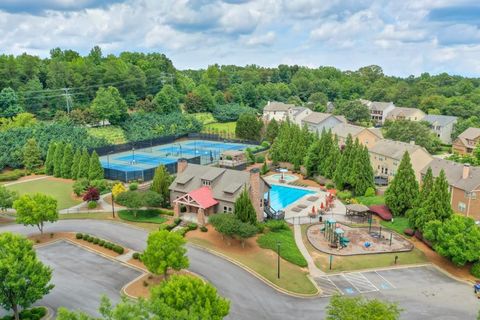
<box><xmin>188</xmin><ymin>186</ymin><xmax>218</xmax><ymax>209</ymax></box>
<box><xmin>369</xmin><ymin>205</ymin><xmax>393</xmax><ymax>221</ymax></box>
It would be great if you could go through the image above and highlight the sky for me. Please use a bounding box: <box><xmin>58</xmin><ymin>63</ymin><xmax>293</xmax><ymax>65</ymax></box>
<box><xmin>1</xmin><ymin>0</ymin><xmax>480</xmax><ymax>77</ymax></box>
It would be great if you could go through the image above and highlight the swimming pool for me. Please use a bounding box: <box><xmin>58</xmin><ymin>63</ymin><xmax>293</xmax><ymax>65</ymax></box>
<box><xmin>267</xmin><ymin>184</ymin><xmax>315</xmax><ymax>211</ymax></box>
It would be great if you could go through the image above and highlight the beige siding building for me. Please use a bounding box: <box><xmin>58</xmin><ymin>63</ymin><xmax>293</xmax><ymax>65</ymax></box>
<box><xmin>331</xmin><ymin>123</ymin><xmax>383</xmax><ymax>149</ymax></box>
<box><xmin>369</xmin><ymin>139</ymin><xmax>433</xmax><ymax>182</ymax></box>
<box><xmin>452</xmin><ymin>127</ymin><xmax>480</xmax><ymax>155</ymax></box>
<box><xmin>385</xmin><ymin>107</ymin><xmax>425</xmax><ymax>122</ymax></box>
<box><xmin>262</xmin><ymin>101</ymin><xmax>295</xmax><ymax>122</ymax></box>
<box><xmin>359</xmin><ymin>99</ymin><xmax>396</xmax><ymax>124</ymax></box>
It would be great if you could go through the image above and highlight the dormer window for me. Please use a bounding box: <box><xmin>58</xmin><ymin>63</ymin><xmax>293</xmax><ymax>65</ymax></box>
<box><xmin>202</xmin><ymin>179</ymin><xmax>211</xmax><ymax>186</ymax></box>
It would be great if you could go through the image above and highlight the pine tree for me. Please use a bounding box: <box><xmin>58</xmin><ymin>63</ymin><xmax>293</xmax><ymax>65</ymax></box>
<box><xmin>304</xmin><ymin>135</ymin><xmax>321</xmax><ymax>177</ymax></box>
<box><xmin>88</xmin><ymin>151</ymin><xmax>104</xmax><ymax>181</ymax></box>
<box><xmin>265</xmin><ymin>118</ymin><xmax>279</xmax><ymax>144</ymax></box>
<box><xmin>385</xmin><ymin>152</ymin><xmax>419</xmax><ymax>216</ymax></box>
<box><xmin>150</xmin><ymin>165</ymin><xmax>172</xmax><ymax>207</ymax></box>
<box><xmin>77</xmin><ymin>148</ymin><xmax>90</xmax><ymax>180</ymax></box>
<box><xmin>45</xmin><ymin>142</ymin><xmax>56</xmax><ymax>176</ymax></box>
<box><xmin>53</xmin><ymin>142</ymin><xmax>65</xmax><ymax>178</ymax></box>
<box><xmin>22</xmin><ymin>138</ymin><xmax>42</xmax><ymax>173</ymax></box>
<box><xmin>70</xmin><ymin>148</ymin><xmax>81</xmax><ymax>180</ymax></box>
<box><xmin>234</xmin><ymin>188</ymin><xmax>257</xmax><ymax>225</ymax></box>
<box><xmin>352</xmin><ymin>145</ymin><xmax>375</xmax><ymax>196</ymax></box>
<box><xmin>325</xmin><ymin>135</ymin><xmax>340</xmax><ymax>179</ymax></box>
<box><xmin>61</xmin><ymin>144</ymin><xmax>74</xmax><ymax>178</ymax></box>
<box><xmin>334</xmin><ymin>134</ymin><xmax>354</xmax><ymax>189</ymax></box>
<box><xmin>407</xmin><ymin>167</ymin><xmax>433</xmax><ymax>229</ymax></box>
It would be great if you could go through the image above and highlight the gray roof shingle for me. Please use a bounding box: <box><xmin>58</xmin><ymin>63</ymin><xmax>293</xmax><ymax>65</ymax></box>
<box><xmin>369</xmin><ymin>139</ymin><xmax>424</xmax><ymax>160</ymax></box>
<box><xmin>421</xmin><ymin>158</ymin><xmax>480</xmax><ymax>192</ymax></box>
<box><xmin>423</xmin><ymin>115</ymin><xmax>458</xmax><ymax>127</ymax></box>
<box><xmin>263</xmin><ymin>101</ymin><xmax>295</xmax><ymax>112</ymax></box>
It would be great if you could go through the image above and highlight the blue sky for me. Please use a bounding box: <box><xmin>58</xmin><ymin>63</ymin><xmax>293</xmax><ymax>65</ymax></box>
<box><xmin>1</xmin><ymin>0</ymin><xmax>480</xmax><ymax>76</ymax></box>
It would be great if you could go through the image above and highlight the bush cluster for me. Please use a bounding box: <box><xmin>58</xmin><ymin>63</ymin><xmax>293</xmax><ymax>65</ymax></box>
<box><xmin>200</xmin><ymin>226</ymin><xmax>208</xmax><ymax>232</ymax></box>
<box><xmin>337</xmin><ymin>190</ymin><xmax>352</xmax><ymax>200</ymax></box>
<box><xmin>132</xmin><ymin>252</ymin><xmax>141</xmax><ymax>260</ymax></box>
<box><xmin>79</xmin><ymin>234</ymin><xmax>124</xmax><ymax>254</ymax></box>
<box><xmin>0</xmin><ymin>169</ymin><xmax>25</xmax><ymax>182</ymax></box>
<box><xmin>187</xmin><ymin>223</ymin><xmax>198</xmax><ymax>231</ymax></box>
<box><xmin>471</xmin><ymin>262</ymin><xmax>480</xmax><ymax>278</ymax></box>
<box><xmin>0</xmin><ymin>307</ymin><xmax>47</xmax><ymax>320</ymax></box>
<box><xmin>265</xmin><ymin>220</ymin><xmax>289</xmax><ymax>232</ymax></box>
<box><xmin>87</xmin><ymin>201</ymin><xmax>97</xmax><ymax>209</ymax></box>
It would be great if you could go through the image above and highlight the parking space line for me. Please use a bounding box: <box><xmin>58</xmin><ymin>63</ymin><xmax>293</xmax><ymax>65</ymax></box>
<box><xmin>343</xmin><ymin>273</ymin><xmax>378</xmax><ymax>293</ymax></box>
<box><xmin>315</xmin><ymin>276</ymin><xmax>343</xmax><ymax>297</ymax></box>
<box><xmin>375</xmin><ymin>271</ymin><xmax>396</xmax><ymax>289</ymax></box>
<box><xmin>342</xmin><ymin>274</ymin><xmax>362</xmax><ymax>293</ymax></box>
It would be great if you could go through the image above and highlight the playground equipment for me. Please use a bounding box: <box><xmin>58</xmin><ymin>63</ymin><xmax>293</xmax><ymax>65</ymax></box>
<box><xmin>322</xmin><ymin>219</ymin><xmax>350</xmax><ymax>249</ymax></box>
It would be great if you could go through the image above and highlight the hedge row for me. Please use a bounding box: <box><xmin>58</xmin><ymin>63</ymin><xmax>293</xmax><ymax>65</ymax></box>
<box><xmin>76</xmin><ymin>233</ymin><xmax>124</xmax><ymax>254</ymax></box>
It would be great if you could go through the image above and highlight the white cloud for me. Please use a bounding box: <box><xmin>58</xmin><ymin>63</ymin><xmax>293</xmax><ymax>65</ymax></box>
<box><xmin>241</xmin><ymin>31</ymin><xmax>275</xmax><ymax>46</ymax></box>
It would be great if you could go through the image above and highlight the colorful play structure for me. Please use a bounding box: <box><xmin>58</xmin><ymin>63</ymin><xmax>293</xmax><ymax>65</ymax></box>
<box><xmin>322</xmin><ymin>218</ymin><xmax>350</xmax><ymax>249</ymax></box>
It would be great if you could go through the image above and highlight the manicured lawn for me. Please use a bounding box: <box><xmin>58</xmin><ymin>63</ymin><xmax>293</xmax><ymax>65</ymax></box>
<box><xmin>380</xmin><ymin>216</ymin><xmax>410</xmax><ymax>235</ymax></box>
<box><xmin>87</xmin><ymin>126</ymin><xmax>127</xmax><ymax>144</ymax></box>
<box><xmin>118</xmin><ymin>209</ymin><xmax>167</xmax><ymax>224</ymax></box>
<box><xmin>257</xmin><ymin>228</ymin><xmax>307</xmax><ymax>267</ymax></box>
<box><xmin>300</xmin><ymin>224</ymin><xmax>427</xmax><ymax>273</ymax></box>
<box><xmin>6</xmin><ymin>178</ymin><xmax>81</xmax><ymax>210</ymax></box>
<box><xmin>355</xmin><ymin>195</ymin><xmax>385</xmax><ymax>206</ymax></box>
<box><xmin>203</xmin><ymin>122</ymin><xmax>236</xmax><ymax>135</ymax></box>
<box><xmin>188</xmin><ymin>237</ymin><xmax>316</xmax><ymax>295</ymax></box>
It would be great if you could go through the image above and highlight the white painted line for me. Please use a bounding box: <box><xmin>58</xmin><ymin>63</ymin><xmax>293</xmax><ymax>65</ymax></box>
<box><xmin>344</xmin><ymin>273</ymin><xmax>378</xmax><ymax>293</ymax></box>
<box><xmin>342</xmin><ymin>274</ymin><xmax>362</xmax><ymax>293</ymax></box>
<box><xmin>375</xmin><ymin>271</ymin><xmax>396</xmax><ymax>289</ymax></box>
<box><xmin>317</xmin><ymin>276</ymin><xmax>343</xmax><ymax>296</ymax></box>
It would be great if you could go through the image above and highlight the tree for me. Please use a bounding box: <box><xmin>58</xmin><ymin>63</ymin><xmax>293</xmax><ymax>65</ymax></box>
<box><xmin>153</xmin><ymin>84</ymin><xmax>180</xmax><ymax>114</ymax></box>
<box><xmin>235</xmin><ymin>220</ymin><xmax>258</xmax><ymax>247</ymax></box>
<box><xmin>111</xmin><ymin>183</ymin><xmax>126</xmax><ymax>198</ymax></box>
<box><xmin>384</xmin><ymin>152</ymin><xmax>419</xmax><ymax>216</ymax></box>
<box><xmin>265</xmin><ymin>118</ymin><xmax>279</xmax><ymax>143</ymax></box>
<box><xmin>234</xmin><ymin>188</ymin><xmax>257</xmax><ymax>225</ymax></box>
<box><xmin>208</xmin><ymin>213</ymin><xmax>238</xmax><ymax>241</ymax></box>
<box><xmin>83</xmin><ymin>187</ymin><xmax>100</xmax><ymax>202</ymax></box>
<box><xmin>150</xmin><ymin>165</ymin><xmax>172</xmax><ymax>207</ymax></box>
<box><xmin>91</xmin><ymin>86</ymin><xmax>128</xmax><ymax>125</ymax></box>
<box><xmin>352</xmin><ymin>145</ymin><xmax>375</xmax><ymax>196</ymax></box>
<box><xmin>22</xmin><ymin>138</ymin><xmax>42</xmax><ymax>172</ymax></box>
<box><xmin>0</xmin><ymin>232</ymin><xmax>54</xmax><ymax>320</ymax></box>
<box><xmin>184</xmin><ymin>85</ymin><xmax>215</xmax><ymax>113</ymax></box>
<box><xmin>424</xmin><ymin>215</ymin><xmax>480</xmax><ymax>266</ymax></box>
<box><xmin>149</xmin><ymin>275</ymin><xmax>230</xmax><ymax>320</ymax></box>
<box><xmin>384</xmin><ymin>120</ymin><xmax>441</xmax><ymax>153</ymax></box>
<box><xmin>326</xmin><ymin>294</ymin><xmax>401</xmax><ymax>320</ymax></box>
<box><xmin>45</xmin><ymin>142</ymin><xmax>57</xmax><ymax>175</ymax></box>
<box><xmin>142</xmin><ymin>230</ymin><xmax>189</xmax><ymax>279</ymax></box>
<box><xmin>77</xmin><ymin>148</ymin><xmax>90</xmax><ymax>179</ymax></box>
<box><xmin>70</xmin><ymin>148</ymin><xmax>81</xmax><ymax>180</ymax></box>
<box><xmin>304</xmin><ymin>135</ymin><xmax>321</xmax><ymax>177</ymax></box>
<box><xmin>334</xmin><ymin>100</ymin><xmax>370</xmax><ymax>123</ymax></box>
<box><xmin>61</xmin><ymin>143</ymin><xmax>74</xmax><ymax>178</ymax></box>
<box><xmin>13</xmin><ymin>193</ymin><xmax>58</xmax><ymax>234</ymax></box>
<box><xmin>0</xmin><ymin>185</ymin><xmax>18</xmax><ymax>211</ymax></box>
<box><xmin>88</xmin><ymin>151</ymin><xmax>104</xmax><ymax>181</ymax></box>
<box><xmin>0</xmin><ymin>87</ymin><xmax>23</xmax><ymax>118</ymax></box>
<box><xmin>235</xmin><ymin>113</ymin><xmax>263</xmax><ymax>141</ymax></box>
<box><xmin>334</xmin><ymin>134</ymin><xmax>355</xmax><ymax>189</ymax></box>
<box><xmin>53</xmin><ymin>141</ymin><xmax>65</xmax><ymax>177</ymax></box>
<box><xmin>407</xmin><ymin>167</ymin><xmax>433</xmax><ymax>229</ymax></box>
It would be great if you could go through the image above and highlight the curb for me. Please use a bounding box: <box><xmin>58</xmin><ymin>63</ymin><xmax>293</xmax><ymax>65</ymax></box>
<box><xmin>187</xmin><ymin>242</ymin><xmax>320</xmax><ymax>298</ymax></box>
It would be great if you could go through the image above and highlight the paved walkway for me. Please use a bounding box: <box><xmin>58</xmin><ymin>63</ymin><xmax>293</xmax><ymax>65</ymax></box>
<box><xmin>293</xmin><ymin>224</ymin><xmax>325</xmax><ymax>277</ymax></box>
<box><xmin>3</xmin><ymin>176</ymin><xmax>48</xmax><ymax>186</ymax></box>
<box><xmin>115</xmin><ymin>250</ymin><xmax>135</xmax><ymax>263</ymax></box>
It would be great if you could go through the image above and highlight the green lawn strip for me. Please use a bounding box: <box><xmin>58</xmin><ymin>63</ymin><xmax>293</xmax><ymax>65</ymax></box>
<box><xmin>188</xmin><ymin>237</ymin><xmax>316</xmax><ymax>295</ymax></box>
<box><xmin>192</xmin><ymin>112</ymin><xmax>216</xmax><ymax>124</ymax></box>
<box><xmin>380</xmin><ymin>217</ymin><xmax>410</xmax><ymax>235</ymax></box>
<box><xmin>354</xmin><ymin>195</ymin><xmax>385</xmax><ymax>206</ymax></box>
<box><xmin>299</xmin><ymin>224</ymin><xmax>427</xmax><ymax>273</ymax></box>
<box><xmin>87</xmin><ymin>126</ymin><xmax>127</xmax><ymax>144</ymax></box>
<box><xmin>6</xmin><ymin>178</ymin><xmax>80</xmax><ymax>210</ymax></box>
<box><xmin>257</xmin><ymin>228</ymin><xmax>307</xmax><ymax>267</ymax></box>
<box><xmin>203</xmin><ymin>122</ymin><xmax>236</xmax><ymax>134</ymax></box>
<box><xmin>118</xmin><ymin>209</ymin><xmax>167</xmax><ymax>224</ymax></box>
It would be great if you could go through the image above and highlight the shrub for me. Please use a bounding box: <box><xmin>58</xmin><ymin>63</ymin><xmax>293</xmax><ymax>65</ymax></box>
<box><xmin>99</xmin><ymin>239</ymin><xmax>105</xmax><ymax>246</ymax></box>
<box><xmin>132</xmin><ymin>252</ymin><xmax>141</xmax><ymax>260</ymax></box>
<box><xmin>255</xmin><ymin>155</ymin><xmax>265</xmax><ymax>163</ymax></box>
<box><xmin>200</xmin><ymin>226</ymin><xmax>208</xmax><ymax>232</ymax></box>
<box><xmin>174</xmin><ymin>218</ymin><xmax>182</xmax><ymax>226</ymax></box>
<box><xmin>1</xmin><ymin>307</ymin><xmax>48</xmax><ymax>320</ymax></box>
<box><xmin>337</xmin><ymin>190</ymin><xmax>352</xmax><ymax>200</ymax></box>
<box><xmin>364</xmin><ymin>187</ymin><xmax>376</xmax><ymax>197</ymax></box>
<box><xmin>113</xmin><ymin>245</ymin><xmax>125</xmax><ymax>254</ymax></box>
<box><xmin>404</xmin><ymin>228</ymin><xmax>415</xmax><ymax>236</ymax></box>
<box><xmin>76</xmin><ymin>233</ymin><xmax>83</xmax><ymax>239</ymax></box>
<box><xmin>256</xmin><ymin>222</ymin><xmax>266</xmax><ymax>234</ymax></box>
<box><xmin>0</xmin><ymin>169</ymin><xmax>25</xmax><ymax>182</ymax></box>
<box><xmin>87</xmin><ymin>201</ymin><xmax>97</xmax><ymax>209</ymax></box>
<box><xmin>326</xmin><ymin>183</ymin><xmax>335</xmax><ymax>189</ymax></box>
<box><xmin>261</xmin><ymin>141</ymin><xmax>270</xmax><ymax>148</ymax></box>
<box><xmin>166</xmin><ymin>224</ymin><xmax>175</xmax><ymax>231</ymax></box>
<box><xmin>83</xmin><ymin>187</ymin><xmax>100</xmax><ymax>202</ymax></box>
<box><xmin>73</xmin><ymin>178</ymin><xmax>89</xmax><ymax>196</ymax></box>
<box><xmin>176</xmin><ymin>228</ymin><xmax>188</xmax><ymax>237</ymax></box>
<box><xmin>159</xmin><ymin>224</ymin><xmax>170</xmax><ymax>231</ymax></box>
<box><xmin>187</xmin><ymin>222</ymin><xmax>198</xmax><ymax>231</ymax></box>
<box><xmin>93</xmin><ymin>238</ymin><xmax>99</xmax><ymax>244</ymax></box>
<box><xmin>83</xmin><ymin>233</ymin><xmax>89</xmax><ymax>239</ymax></box>
<box><xmin>129</xmin><ymin>182</ymin><xmax>138</xmax><ymax>191</ymax></box>
<box><xmin>471</xmin><ymin>262</ymin><xmax>480</xmax><ymax>278</ymax></box>
<box><xmin>142</xmin><ymin>190</ymin><xmax>163</xmax><ymax>207</ymax></box>
<box><xmin>90</xmin><ymin>179</ymin><xmax>113</xmax><ymax>194</ymax></box>
<box><xmin>265</xmin><ymin>220</ymin><xmax>289</xmax><ymax>232</ymax></box>
<box><xmin>87</xmin><ymin>236</ymin><xmax>94</xmax><ymax>243</ymax></box>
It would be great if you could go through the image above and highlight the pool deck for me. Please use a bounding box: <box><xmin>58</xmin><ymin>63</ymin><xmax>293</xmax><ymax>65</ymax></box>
<box><xmin>263</xmin><ymin>177</ymin><xmax>347</xmax><ymax>224</ymax></box>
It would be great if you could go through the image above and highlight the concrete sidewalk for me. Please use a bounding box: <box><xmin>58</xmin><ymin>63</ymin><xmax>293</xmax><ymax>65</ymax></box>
<box><xmin>293</xmin><ymin>224</ymin><xmax>325</xmax><ymax>277</ymax></box>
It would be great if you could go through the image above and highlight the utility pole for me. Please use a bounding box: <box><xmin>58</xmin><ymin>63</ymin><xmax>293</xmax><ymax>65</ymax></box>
<box><xmin>63</xmin><ymin>88</ymin><xmax>73</xmax><ymax>114</ymax></box>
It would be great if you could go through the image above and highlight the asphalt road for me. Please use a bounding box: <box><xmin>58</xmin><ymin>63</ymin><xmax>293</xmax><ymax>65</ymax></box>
<box><xmin>0</xmin><ymin>220</ymin><xmax>478</xmax><ymax>319</ymax></box>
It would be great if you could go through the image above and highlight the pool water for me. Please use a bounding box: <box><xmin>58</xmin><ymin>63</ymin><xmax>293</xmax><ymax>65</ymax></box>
<box><xmin>267</xmin><ymin>184</ymin><xmax>315</xmax><ymax>211</ymax></box>
<box><xmin>270</xmin><ymin>174</ymin><xmax>297</xmax><ymax>182</ymax></box>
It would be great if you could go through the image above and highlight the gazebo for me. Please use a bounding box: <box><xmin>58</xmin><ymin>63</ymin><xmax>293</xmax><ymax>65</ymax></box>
<box><xmin>173</xmin><ymin>186</ymin><xmax>218</xmax><ymax>225</ymax></box>
<box><xmin>345</xmin><ymin>203</ymin><xmax>371</xmax><ymax>222</ymax></box>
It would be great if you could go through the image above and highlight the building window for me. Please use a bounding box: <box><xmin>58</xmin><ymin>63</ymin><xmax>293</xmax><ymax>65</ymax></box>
<box><xmin>223</xmin><ymin>206</ymin><xmax>227</xmax><ymax>213</ymax></box>
<box><xmin>228</xmin><ymin>207</ymin><xmax>232</xmax><ymax>212</ymax></box>
<box><xmin>458</xmin><ymin>202</ymin><xmax>466</xmax><ymax>212</ymax></box>
<box><xmin>466</xmin><ymin>192</ymin><xmax>477</xmax><ymax>200</ymax></box>
<box><xmin>202</xmin><ymin>180</ymin><xmax>211</xmax><ymax>186</ymax></box>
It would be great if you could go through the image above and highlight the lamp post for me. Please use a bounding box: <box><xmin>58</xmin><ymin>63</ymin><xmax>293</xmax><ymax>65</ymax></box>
<box><xmin>111</xmin><ymin>194</ymin><xmax>116</xmax><ymax>218</ymax></box>
<box><xmin>277</xmin><ymin>241</ymin><xmax>281</xmax><ymax>279</ymax></box>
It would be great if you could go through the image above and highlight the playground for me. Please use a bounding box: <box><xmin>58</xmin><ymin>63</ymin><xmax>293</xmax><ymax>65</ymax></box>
<box><xmin>306</xmin><ymin>220</ymin><xmax>413</xmax><ymax>256</ymax></box>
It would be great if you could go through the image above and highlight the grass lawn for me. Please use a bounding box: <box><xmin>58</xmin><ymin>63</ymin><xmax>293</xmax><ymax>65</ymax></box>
<box><xmin>380</xmin><ymin>216</ymin><xmax>411</xmax><ymax>235</ymax></box>
<box><xmin>188</xmin><ymin>237</ymin><xmax>316</xmax><ymax>295</ymax></box>
<box><xmin>355</xmin><ymin>195</ymin><xmax>385</xmax><ymax>206</ymax></box>
<box><xmin>118</xmin><ymin>209</ymin><xmax>167</xmax><ymax>224</ymax></box>
<box><xmin>6</xmin><ymin>178</ymin><xmax>81</xmax><ymax>210</ymax></box>
<box><xmin>257</xmin><ymin>228</ymin><xmax>307</xmax><ymax>267</ymax></box>
<box><xmin>87</xmin><ymin>126</ymin><xmax>127</xmax><ymax>144</ymax></box>
<box><xmin>203</xmin><ymin>122</ymin><xmax>236</xmax><ymax>135</ymax></box>
<box><xmin>192</xmin><ymin>112</ymin><xmax>216</xmax><ymax>125</ymax></box>
<box><xmin>300</xmin><ymin>224</ymin><xmax>427</xmax><ymax>273</ymax></box>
